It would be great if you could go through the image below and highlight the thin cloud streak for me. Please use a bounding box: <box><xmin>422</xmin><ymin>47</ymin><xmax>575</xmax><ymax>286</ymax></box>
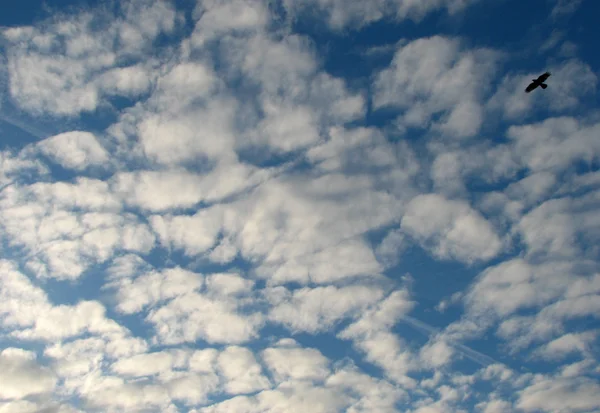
<box><xmin>400</xmin><ymin>314</ymin><xmax>499</xmax><ymax>367</ymax></box>
<box><xmin>0</xmin><ymin>111</ymin><xmax>50</xmax><ymax>139</ymax></box>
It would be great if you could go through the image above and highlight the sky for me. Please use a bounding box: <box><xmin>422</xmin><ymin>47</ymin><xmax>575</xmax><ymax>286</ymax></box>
<box><xmin>0</xmin><ymin>0</ymin><xmax>599</xmax><ymax>412</ymax></box>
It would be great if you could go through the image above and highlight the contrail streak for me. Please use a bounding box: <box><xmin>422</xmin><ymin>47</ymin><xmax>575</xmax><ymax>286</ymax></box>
<box><xmin>399</xmin><ymin>314</ymin><xmax>498</xmax><ymax>367</ymax></box>
<box><xmin>0</xmin><ymin>112</ymin><xmax>50</xmax><ymax>139</ymax></box>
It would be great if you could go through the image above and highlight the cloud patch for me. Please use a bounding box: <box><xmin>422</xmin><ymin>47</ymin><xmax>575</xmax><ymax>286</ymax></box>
<box><xmin>401</xmin><ymin>193</ymin><xmax>503</xmax><ymax>263</ymax></box>
<box><xmin>36</xmin><ymin>131</ymin><xmax>109</xmax><ymax>171</ymax></box>
<box><xmin>0</xmin><ymin>348</ymin><xmax>57</xmax><ymax>399</ymax></box>
<box><xmin>374</xmin><ymin>35</ymin><xmax>500</xmax><ymax>139</ymax></box>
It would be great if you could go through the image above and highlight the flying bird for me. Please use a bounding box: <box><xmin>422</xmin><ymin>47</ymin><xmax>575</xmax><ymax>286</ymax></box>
<box><xmin>525</xmin><ymin>71</ymin><xmax>551</xmax><ymax>93</ymax></box>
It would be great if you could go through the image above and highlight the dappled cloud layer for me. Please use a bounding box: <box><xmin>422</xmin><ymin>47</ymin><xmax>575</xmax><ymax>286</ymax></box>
<box><xmin>0</xmin><ymin>0</ymin><xmax>599</xmax><ymax>412</ymax></box>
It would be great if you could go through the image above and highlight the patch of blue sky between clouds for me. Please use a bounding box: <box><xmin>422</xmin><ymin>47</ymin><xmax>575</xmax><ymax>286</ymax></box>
<box><xmin>1</xmin><ymin>0</ymin><xmax>600</xmax><ymax>412</ymax></box>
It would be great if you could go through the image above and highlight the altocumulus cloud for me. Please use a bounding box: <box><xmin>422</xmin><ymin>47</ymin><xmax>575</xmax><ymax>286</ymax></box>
<box><xmin>1</xmin><ymin>0</ymin><xmax>599</xmax><ymax>412</ymax></box>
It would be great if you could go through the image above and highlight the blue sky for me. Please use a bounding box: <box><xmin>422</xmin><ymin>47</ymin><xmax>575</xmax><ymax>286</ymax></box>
<box><xmin>1</xmin><ymin>0</ymin><xmax>599</xmax><ymax>412</ymax></box>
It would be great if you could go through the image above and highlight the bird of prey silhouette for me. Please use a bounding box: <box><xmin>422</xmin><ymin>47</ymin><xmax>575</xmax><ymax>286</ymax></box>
<box><xmin>525</xmin><ymin>72</ymin><xmax>551</xmax><ymax>93</ymax></box>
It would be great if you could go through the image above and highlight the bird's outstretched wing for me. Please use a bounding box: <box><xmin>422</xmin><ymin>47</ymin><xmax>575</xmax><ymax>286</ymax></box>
<box><xmin>538</xmin><ymin>72</ymin><xmax>551</xmax><ymax>82</ymax></box>
<box><xmin>525</xmin><ymin>82</ymin><xmax>538</xmax><ymax>93</ymax></box>
<box><xmin>525</xmin><ymin>71</ymin><xmax>551</xmax><ymax>92</ymax></box>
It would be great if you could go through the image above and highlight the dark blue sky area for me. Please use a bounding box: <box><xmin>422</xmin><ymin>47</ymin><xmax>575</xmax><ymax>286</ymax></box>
<box><xmin>4</xmin><ymin>0</ymin><xmax>598</xmax><ymax>76</ymax></box>
<box><xmin>282</xmin><ymin>0</ymin><xmax>600</xmax><ymax>139</ymax></box>
<box><xmin>0</xmin><ymin>0</ymin><xmax>99</xmax><ymax>26</ymax></box>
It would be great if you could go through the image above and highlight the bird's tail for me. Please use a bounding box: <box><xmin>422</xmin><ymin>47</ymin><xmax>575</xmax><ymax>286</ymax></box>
<box><xmin>541</xmin><ymin>84</ymin><xmax>548</xmax><ymax>89</ymax></box>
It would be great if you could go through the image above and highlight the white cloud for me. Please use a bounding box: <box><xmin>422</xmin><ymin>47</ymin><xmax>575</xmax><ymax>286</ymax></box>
<box><xmin>281</xmin><ymin>0</ymin><xmax>477</xmax><ymax>31</ymax></box>
<box><xmin>119</xmin><ymin>164</ymin><xmax>398</xmax><ymax>287</ymax></box>
<box><xmin>452</xmin><ymin>257</ymin><xmax>600</xmax><ymax>359</ymax></box>
<box><xmin>189</xmin><ymin>348</ymin><xmax>219</xmax><ymax>373</ymax></box>
<box><xmin>507</xmin><ymin>116</ymin><xmax>600</xmax><ymax>175</ymax></box>
<box><xmin>326</xmin><ymin>365</ymin><xmax>407</xmax><ymax>412</ymax></box>
<box><xmin>146</xmin><ymin>291</ymin><xmax>263</xmax><ymax>345</ymax></box>
<box><xmin>227</xmin><ymin>32</ymin><xmax>317</xmax><ymax>97</ymax></box>
<box><xmin>534</xmin><ymin>274</ymin><xmax>600</xmax><ymax>329</ymax></box>
<box><xmin>268</xmin><ymin>285</ymin><xmax>385</xmax><ymax>333</ymax></box>
<box><xmin>107</xmin><ymin>254</ymin><xmax>152</xmax><ymax>278</ymax></box>
<box><xmin>205</xmin><ymin>272</ymin><xmax>255</xmax><ymax>296</ymax></box>
<box><xmin>111</xmin><ymin>350</ymin><xmax>178</xmax><ymax>377</ymax></box>
<box><xmin>45</xmin><ymin>337</ymin><xmax>106</xmax><ymax>378</ymax></box>
<box><xmin>136</xmin><ymin>98</ymin><xmax>238</xmax><ymax>165</ymax></box>
<box><xmin>197</xmin><ymin>361</ymin><xmax>408</xmax><ymax>413</ymax></box>
<box><xmin>0</xmin><ymin>182</ymin><xmax>154</xmax><ymax>279</ymax></box>
<box><xmin>534</xmin><ymin>331</ymin><xmax>598</xmax><ymax>361</ymax></box>
<box><xmin>219</xmin><ymin>32</ymin><xmax>364</xmax><ymax>153</ymax></box>
<box><xmin>2</xmin><ymin>0</ymin><xmax>179</xmax><ymax>116</ymax></box>
<box><xmin>375</xmin><ymin>229</ymin><xmax>406</xmax><ymax>268</ymax></box>
<box><xmin>217</xmin><ymin>346</ymin><xmax>270</xmax><ymax>394</ymax></box>
<box><xmin>14</xmin><ymin>300</ymin><xmax>124</xmax><ymax>341</ymax></box>
<box><xmin>476</xmin><ymin>399</ymin><xmax>514</xmax><ymax>413</ymax></box>
<box><xmin>36</xmin><ymin>131</ymin><xmax>109</xmax><ymax>170</ymax></box>
<box><xmin>118</xmin><ymin>0</ymin><xmax>180</xmax><ymax>51</ymax></box>
<box><xmin>374</xmin><ymin>36</ymin><xmax>499</xmax><ymax>139</ymax></box>
<box><xmin>262</xmin><ymin>343</ymin><xmax>330</xmax><ymax>383</ymax></box>
<box><xmin>0</xmin><ymin>401</ymin><xmax>81</xmax><ymax>413</ymax></box>
<box><xmin>479</xmin><ymin>363</ymin><xmax>514</xmax><ymax>382</ymax></box>
<box><xmin>30</xmin><ymin>178</ymin><xmax>121</xmax><ymax>210</ymax></box>
<box><xmin>339</xmin><ymin>291</ymin><xmax>418</xmax><ymax>386</ymax></box>
<box><xmin>195</xmin><ymin>345</ymin><xmax>406</xmax><ymax>413</ymax></box>
<box><xmin>109</xmin><ymin>266</ymin><xmax>203</xmax><ymax>314</ymax></box>
<box><xmin>551</xmin><ymin>0</ymin><xmax>583</xmax><ymax>17</ymax></box>
<box><xmin>488</xmin><ymin>60</ymin><xmax>598</xmax><ymax>119</ymax></box>
<box><xmin>307</xmin><ymin>126</ymin><xmax>402</xmax><ymax>174</ymax></box>
<box><xmin>0</xmin><ymin>348</ymin><xmax>57</xmax><ymax>399</ymax></box>
<box><xmin>560</xmin><ymin>359</ymin><xmax>597</xmax><ymax>378</ymax></box>
<box><xmin>516</xmin><ymin>190</ymin><xmax>600</xmax><ymax>260</ymax></box>
<box><xmin>150</xmin><ymin>208</ymin><xmax>224</xmax><ymax>256</ymax></box>
<box><xmin>5</xmin><ymin>50</ymin><xmax>103</xmax><ymax>116</ymax></box>
<box><xmin>420</xmin><ymin>339</ymin><xmax>455</xmax><ymax>368</ymax></box>
<box><xmin>340</xmin><ymin>289</ymin><xmax>414</xmax><ymax>338</ymax></box>
<box><xmin>0</xmin><ymin>260</ymin><xmax>138</xmax><ymax>347</ymax></box>
<box><xmin>465</xmin><ymin>259</ymin><xmax>575</xmax><ymax>319</ymax></box>
<box><xmin>108</xmin><ymin>267</ymin><xmax>261</xmax><ymax>347</ymax></box>
<box><xmin>517</xmin><ymin>376</ymin><xmax>600</xmax><ymax>413</ymax></box>
<box><xmin>517</xmin><ymin>198</ymin><xmax>580</xmax><ymax>259</ymax></box>
<box><xmin>167</xmin><ymin>372</ymin><xmax>220</xmax><ymax>406</ymax></box>
<box><xmin>504</xmin><ymin>172</ymin><xmax>557</xmax><ymax>209</ymax></box>
<box><xmin>251</xmin><ymin>103</ymin><xmax>320</xmax><ymax>152</ymax></box>
<box><xmin>401</xmin><ymin>193</ymin><xmax>503</xmax><ymax>263</ymax></box>
<box><xmin>98</xmin><ymin>64</ymin><xmax>152</xmax><ymax>97</ymax></box>
<box><xmin>307</xmin><ymin>74</ymin><xmax>366</xmax><ymax>124</ymax></box>
<box><xmin>348</xmin><ymin>330</ymin><xmax>417</xmax><ymax>386</ymax></box>
<box><xmin>226</xmin><ymin>175</ymin><xmax>398</xmax><ymax>285</ymax></box>
<box><xmin>478</xmin><ymin>168</ymin><xmax>599</xmax><ymax>247</ymax></box>
<box><xmin>44</xmin><ymin>335</ymin><xmax>147</xmax><ymax>381</ymax></box>
<box><xmin>430</xmin><ymin>144</ymin><xmax>520</xmax><ymax>197</ymax></box>
<box><xmin>0</xmin><ymin>259</ymin><xmax>52</xmax><ymax>330</ymax></box>
<box><xmin>258</xmin><ymin>237</ymin><xmax>385</xmax><ymax>286</ymax></box>
<box><xmin>496</xmin><ymin>315</ymin><xmax>565</xmax><ymax>354</ymax></box>
<box><xmin>103</xmin><ymin>335</ymin><xmax>149</xmax><ymax>359</ymax></box>
<box><xmin>190</xmin><ymin>0</ymin><xmax>269</xmax><ymax>46</ymax></box>
<box><xmin>0</xmin><ymin>150</ymin><xmax>48</xmax><ymax>187</ymax></box>
<box><xmin>112</xmin><ymin>162</ymin><xmax>274</xmax><ymax>212</ymax></box>
<box><xmin>197</xmin><ymin>382</ymin><xmax>347</xmax><ymax>413</ymax></box>
<box><xmin>77</xmin><ymin>374</ymin><xmax>174</xmax><ymax>412</ymax></box>
<box><xmin>147</xmin><ymin>61</ymin><xmax>219</xmax><ymax>114</ymax></box>
<box><xmin>557</xmin><ymin>170</ymin><xmax>600</xmax><ymax>196</ymax></box>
